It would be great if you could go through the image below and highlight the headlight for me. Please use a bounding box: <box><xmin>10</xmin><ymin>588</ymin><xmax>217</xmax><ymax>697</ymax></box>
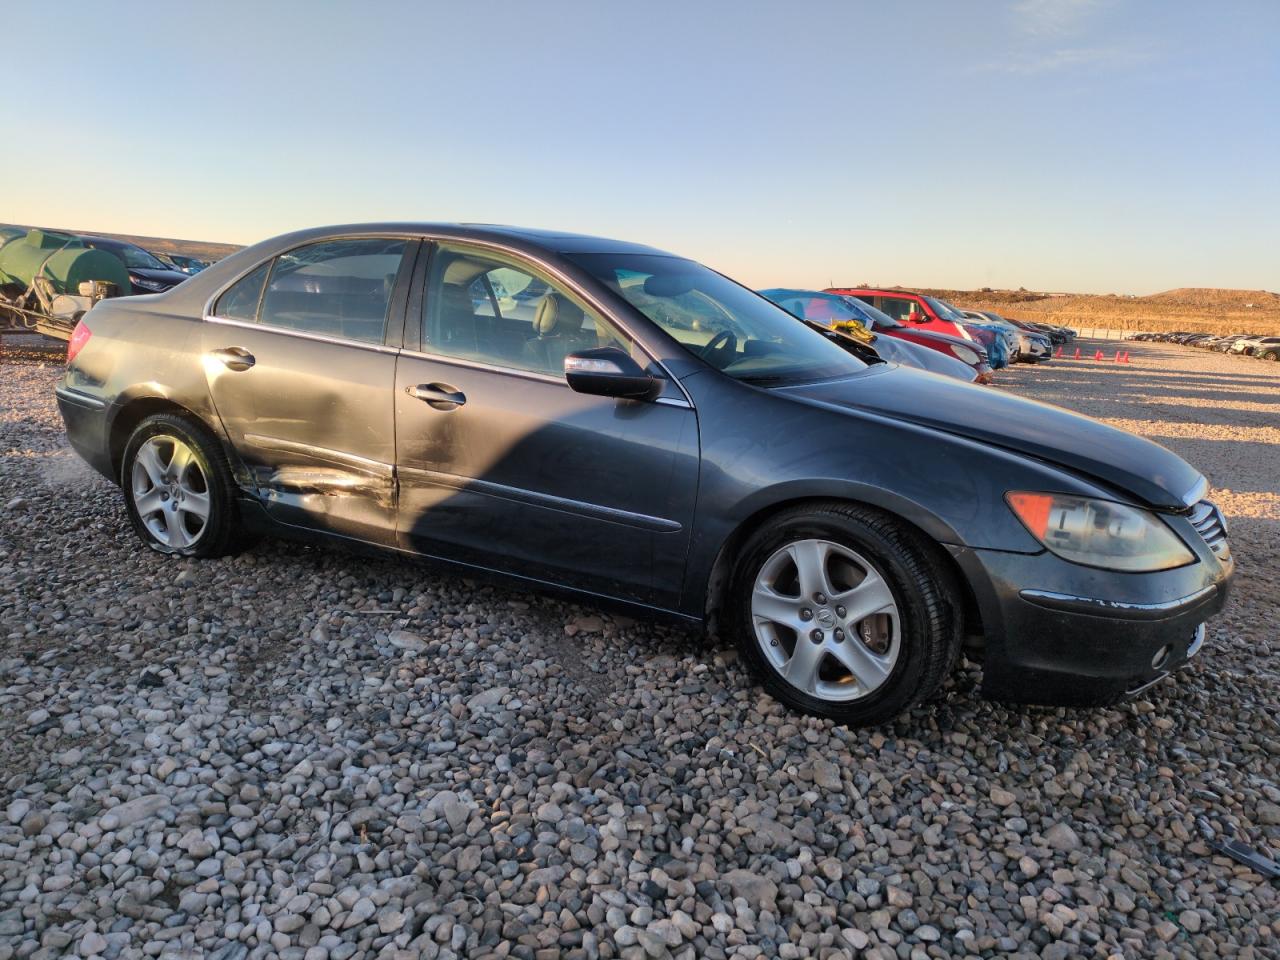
<box><xmin>129</xmin><ymin>275</ymin><xmax>166</xmax><ymax>292</ymax></box>
<box><xmin>950</xmin><ymin>344</ymin><xmax>979</xmax><ymax>365</ymax></box>
<box><xmin>1006</xmin><ymin>492</ymin><xmax>1194</xmax><ymax>572</ymax></box>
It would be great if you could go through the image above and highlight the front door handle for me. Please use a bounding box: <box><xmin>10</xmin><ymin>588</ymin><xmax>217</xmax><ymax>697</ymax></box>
<box><xmin>409</xmin><ymin>382</ymin><xmax>466</xmax><ymax>411</ymax></box>
<box><xmin>211</xmin><ymin>347</ymin><xmax>256</xmax><ymax>371</ymax></box>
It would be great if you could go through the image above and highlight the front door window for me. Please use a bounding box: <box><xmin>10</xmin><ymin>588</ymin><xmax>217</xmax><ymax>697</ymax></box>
<box><xmin>422</xmin><ymin>244</ymin><xmax>632</xmax><ymax>377</ymax></box>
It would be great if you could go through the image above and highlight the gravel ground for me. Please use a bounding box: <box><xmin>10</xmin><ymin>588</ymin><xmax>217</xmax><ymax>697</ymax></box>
<box><xmin>1</xmin><ymin>335</ymin><xmax>1276</xmax><ymax>960</ymax></box>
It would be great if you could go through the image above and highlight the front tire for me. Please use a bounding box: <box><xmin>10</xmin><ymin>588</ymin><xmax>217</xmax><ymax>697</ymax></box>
<box><xmin>728</xmin><ymin>503</ymin><xmax>961</xmax><ymax>726</ymax></box>
<box><xmin>121</xmin><ymin>413</ymin><xmax>244</xmax><ymax>558</ymax></box>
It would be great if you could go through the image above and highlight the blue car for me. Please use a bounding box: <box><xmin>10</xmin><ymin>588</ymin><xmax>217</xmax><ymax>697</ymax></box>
<box><xmin>759</xmin><ymin>289</ymin><xmax>980</xmax><ymax>382</ymax></box>
<box><xmin>930</xmin><ymin>297</ymin><xmax>1014</xmax><ymax>369</ymax></box>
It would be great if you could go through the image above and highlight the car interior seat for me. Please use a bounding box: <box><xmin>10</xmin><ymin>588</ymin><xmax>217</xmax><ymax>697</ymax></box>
<box><xmin>436</xmin><ymin>283</ymin><xmax>481</xmax><ymax>355</ymax></box>
<box><xmin>524</xmin><ymin>293</ymin><xmax>593</xmax><ymax>373</ymax></box>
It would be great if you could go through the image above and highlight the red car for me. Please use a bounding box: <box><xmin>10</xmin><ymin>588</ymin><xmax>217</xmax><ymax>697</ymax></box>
<box><xmin>818</xmin><ymin>290</ymin><xmax>992</xmax><ymax>382</ymax></box>
<box><xmin>827</xmin><ymin>287</ymin><xmax>989</xmax><ymax>341</ymax></box>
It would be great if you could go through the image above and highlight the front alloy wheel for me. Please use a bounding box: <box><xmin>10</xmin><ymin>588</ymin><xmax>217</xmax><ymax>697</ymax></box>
<box><xmin>729</xmin><ymin>503</ymin><xmax>961</xmax><ymax>726</ymax></box>
<box><xmin>751</xmin><ymin>539</ymin><xmax>900</xmax><ymax>702</ymax></box>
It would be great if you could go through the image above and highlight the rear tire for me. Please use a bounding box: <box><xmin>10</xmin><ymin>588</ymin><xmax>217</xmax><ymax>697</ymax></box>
<box><xmin>1264</xmin><ymin>350</ymin><xmax>1277</xmax><ymax>361</ymax></box>
<box><xmin>121</xmin><ymin>413</ymin><xmax>245</xmax><ymax>558</ymax></box>
<box><xmin>728</xmin><ymin>502</ymin><xmax>962</xmax><ymax>726</ymax></box>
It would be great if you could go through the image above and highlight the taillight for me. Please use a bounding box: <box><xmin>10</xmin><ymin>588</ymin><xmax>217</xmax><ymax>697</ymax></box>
<box><xmin>67</xmin><ymin>321</ymin><xmax>92</xmax><ymax>363</ymax></box>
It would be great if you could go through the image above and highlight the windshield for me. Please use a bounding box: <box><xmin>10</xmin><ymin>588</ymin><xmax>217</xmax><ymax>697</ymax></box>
<box><xmin>759</xmin><ymin>289</ymin><xmax>867</xmax><ymax>325</ymax></box>
<box><xmin>570</xmin><ymin>254</ymin><xmax>867</xmax><ymax>384</ymax></box>
<box><xmin>100</xmin><ymin>242</ymin><xmax>167</xmax><ymax>271</ymax></box>
<box><xmin>924</xmin><ymin>296</ymin><xmax>966</xmax><ymax>322</ymax></box>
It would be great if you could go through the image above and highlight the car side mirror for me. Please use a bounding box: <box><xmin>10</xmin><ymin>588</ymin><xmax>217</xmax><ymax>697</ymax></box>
<box><xmin>564</xmin><ymin>347</ymin><xmax>659</xmax><ymax>401</ymax></box>
<box><xmin>907</xmin><ymin>312</ymin><xmax>923</xmax><ymax>323</ymax></box>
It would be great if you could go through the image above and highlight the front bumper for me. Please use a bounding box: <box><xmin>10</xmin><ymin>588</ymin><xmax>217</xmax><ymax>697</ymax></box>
<box><xmin>949</xmin><ymin>537</ymin><xmax>1232</xmax><ymax>706</ymax></box>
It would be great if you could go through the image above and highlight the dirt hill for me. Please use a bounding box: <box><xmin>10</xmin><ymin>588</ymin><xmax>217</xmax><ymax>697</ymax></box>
<box><xmin>911</xmin><ymin>286</ymin><xmax>1280</xmax><ymax>336</ymax></box>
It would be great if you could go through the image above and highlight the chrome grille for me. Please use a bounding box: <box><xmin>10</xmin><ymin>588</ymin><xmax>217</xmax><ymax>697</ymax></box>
<box><xmin>1188</xmin><ymin>500</ymin><xmax>1230</xmax><ymax>561</ymax></box>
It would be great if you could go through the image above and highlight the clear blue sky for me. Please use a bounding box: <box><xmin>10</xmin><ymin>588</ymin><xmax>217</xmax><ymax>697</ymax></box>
<box><xmin>5</xmin><ymin>0</ymin><xmax>1277</xmax><ymax>294</ymax></box>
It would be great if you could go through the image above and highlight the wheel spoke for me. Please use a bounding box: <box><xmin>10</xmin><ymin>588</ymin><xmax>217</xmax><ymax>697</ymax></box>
<box><xmin>752</xmin><ymin>582</ymin><xmax>801</xmax><ymax>627</ymax></box>
<box><xmin>135</xmin><ymin>442</ymin><xmax>166</xmax><ymax>487</ymax></box>
<box><xmin>180</xmin><ymin>490</ymin><xmax>211</xmax><ymax>521</ymax></box>
<box><xmin>134</xmin><ymin>489</ymin><xmax>166</xmax><ymax>516</ymax></box>
<box><xmin>827</xmin><ymin>635</ymin><xmax>894</xmax><ymax>689</ymax></box>
<box><xmin>787</xmin><ymin>540</ymin><xmax>831</xmax><ymax>599</ymax></box>
<box><xmin>834</xmin><ymin>569</ymin><xmax>896</xmax><ymax>624</ymax></box>
<box><xmin>781</xmin><ymin>639</ymin><xmax>825</xmax><ymax>695</ymax></box>
<box><xmin>162</xmin><ymin>506</ymin><xmax>188</xmax><ymax>548</ymax></box>
<box><xmin>168</xmin><ymin>442</ymin><xmax>195</xmax><ymax>484</ymax></box>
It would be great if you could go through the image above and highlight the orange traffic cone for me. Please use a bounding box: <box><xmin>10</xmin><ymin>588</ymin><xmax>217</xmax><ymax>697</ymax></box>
<box><xmin>1054</xmin><ymin>346</ymin><xmax>1062</xmax><ymax>357</ymax></box>
<box><xmin>1122</xmin><ymin>351</ymin><xmax>1131</xmax><ymax>363</ymax></box>
<box><xmin>1094</xmin><ymin>350</ymin><xmax>1104</xmax><ymax>361</ymax></box>
<box><xmin>1073</xmin><ymin>347</ymin><xmax>1081</xmax><ymax>360</ymax></box>
<box><xmin>1113</xmin><ymin>351</ymin><xmax>1121</xmax><ymax>362</ymax></box>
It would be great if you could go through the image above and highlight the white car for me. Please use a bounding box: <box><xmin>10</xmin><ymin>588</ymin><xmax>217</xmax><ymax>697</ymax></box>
<box><xmin>1230</xmin><ymin>337</ymin><xmax>1265</xmax><ymax>354</ymax></box>
<box><xmin>963</xmin><ymin>310</ymin><xmax>1049</xmax><ymax>363</ymax></box>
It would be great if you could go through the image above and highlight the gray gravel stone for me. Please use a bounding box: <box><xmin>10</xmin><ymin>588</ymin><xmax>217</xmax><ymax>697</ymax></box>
<box><xmin>0</xmin><ymin>337</ymin><xmax>1276</xmax><ymax>960</ymax></box>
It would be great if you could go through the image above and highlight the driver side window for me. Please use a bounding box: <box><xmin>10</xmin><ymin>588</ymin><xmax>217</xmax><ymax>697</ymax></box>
<box><xmin>878</xmin><ymin>296</ymin><xmax>915</xmax><ymax>321</ymax></box>
<box><xmin>422</xmin><ymin>244</ymin><xmax>633</xmax><ymax>377</ymax></box>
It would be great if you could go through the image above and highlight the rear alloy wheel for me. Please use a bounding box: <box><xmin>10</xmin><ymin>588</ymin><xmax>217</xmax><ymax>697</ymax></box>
<box><xmin>122</xmin><ymin>413</ymin><xmax>244</xmax><ymax>558</ymax></box>
<box><xmin>729</xmin><ymin>503</ymin><xmax>961</xmax><ymax>725</ymax></box>
<box><xmin>131</xmin><ymin>436</ymin><xmax>211</xmax><ymax>549</ymax></box>
<box><xmin>1264</xmin><ymin>350</ymin><xmax>1278</xmax><ymax>361</ymax></box>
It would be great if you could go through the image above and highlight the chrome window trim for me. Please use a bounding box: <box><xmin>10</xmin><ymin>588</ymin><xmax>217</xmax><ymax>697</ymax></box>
<box><xmin>202</xmin><ymin>315</ymin><xmax>401</xmax><ymax>355</ymax></box>
<box><xmin>199</xmin><ymin>229</ymin><xmax>697</xmax><ymax>410</ymax></box>
<box><xmin>397</xmin><ymin>347</ymin><xmax>569</xmax><ymax>387</ymax></box>
<box><xmin>200</xmin><ymin>231</ymin><xmax>422</xmax><ymax>320</ymax></box>
<box><xmin>397</xmin><ymin>347</ymin><xmax>693</xmax><ymax>407</ymax></box>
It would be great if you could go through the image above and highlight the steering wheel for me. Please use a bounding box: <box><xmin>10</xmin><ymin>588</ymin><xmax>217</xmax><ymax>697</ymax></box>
<box><xmin>699</xmin><ymin>329</ymin><xmax>738</xmax><ymax>367</ymax></box>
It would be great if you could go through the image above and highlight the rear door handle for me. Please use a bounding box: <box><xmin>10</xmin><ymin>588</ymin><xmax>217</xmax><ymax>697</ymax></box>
<box><xmin>211</xmin><ymin>347</ymin><xmax>255</xmax><ymax>371</ymax></box>
<box><xmin>409</xmin><ymin>382</ymin><xmax>466</xmax><ymax>411</ymax></box>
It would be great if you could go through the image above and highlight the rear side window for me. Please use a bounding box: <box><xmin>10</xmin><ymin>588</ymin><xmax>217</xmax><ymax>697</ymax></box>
<box><xmin>256</xmin><ymin>238</ymin><xmax>407</xmax><ymax>344</ymax></box>
<box><xmin>213</xmin><ymin>262</ymin><xmax>270</xmax><ymax>321</ymax></box>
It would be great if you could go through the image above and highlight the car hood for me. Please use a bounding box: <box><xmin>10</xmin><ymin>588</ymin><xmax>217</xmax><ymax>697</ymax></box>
<box><xmin>777</xmin><ymin>367</ymin><xmax>1203</xmax><ymax>510</ymax></box>
<box><xmin>886</xmin><ymin>327</ymin><xmax>989</xmax><ymax>359</ymax></box>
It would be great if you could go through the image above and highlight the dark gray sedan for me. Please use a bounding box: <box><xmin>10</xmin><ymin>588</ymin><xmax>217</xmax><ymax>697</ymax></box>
<box><xmin>56</xmin><ymin>224</ymin><xmax>1233</xmax><ymax>725</ymax></box>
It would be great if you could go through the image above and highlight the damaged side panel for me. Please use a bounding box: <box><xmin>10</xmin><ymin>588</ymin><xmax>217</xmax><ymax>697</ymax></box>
<box><xmin>243</xmin><ymin>434</ymin><xmax>397</xmax><ymax>540</ymax></box>
<box><xmin>201</xmin><ymin>324</ymin><xmax>400</xmax><ymax>545</ymax></box>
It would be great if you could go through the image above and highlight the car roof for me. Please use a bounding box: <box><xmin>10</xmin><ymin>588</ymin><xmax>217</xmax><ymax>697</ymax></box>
<box><xmin>256</xmin><ymin>222</ymin><xmax>680</xmax><ymax>258</ymax></box>
<box><xmin>828</xmin><ymin>287</ymin><xmax>926</xmax><ymax>297</ymax></box>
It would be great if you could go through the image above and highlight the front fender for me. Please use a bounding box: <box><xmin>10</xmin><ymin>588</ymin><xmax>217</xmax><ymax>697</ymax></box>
<box><xmin>677</xmin><ymin>372</ymin><xmax>1114</xmax><ymax>617</ymax></box>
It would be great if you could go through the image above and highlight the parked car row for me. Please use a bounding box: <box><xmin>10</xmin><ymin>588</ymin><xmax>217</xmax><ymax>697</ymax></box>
<box><xmin>56</xmin><ymin>223</ymin><xmax>1232</xmax><ymax>726</ymax></box>
<box><xmin>0</xmin><ymin>225</ymin><xmax>212</xmax><ymax>298</ymax></box>
<box><xmin>1129</xmin><ymin>329</ymin><xmax>1280</xmax><ymax>360</ymax></box>
<box><xmin>759</xmin><ymin>287</ymin><xmax>1074</xmax><ymax>383</ymax></box>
